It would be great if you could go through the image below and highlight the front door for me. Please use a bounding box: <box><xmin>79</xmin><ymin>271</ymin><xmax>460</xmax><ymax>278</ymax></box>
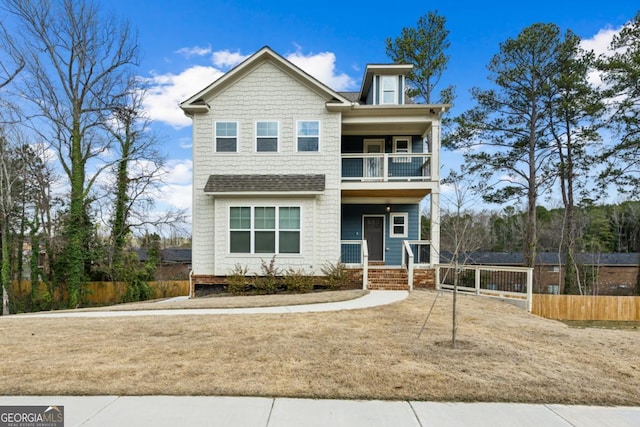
<box><xmin>363</xmin><ymin>216</ymin><xmax>384</xmax><ymax>261</ymax></box>
<box><xmin>364</xmin><ymin>139</ymin><xmax>384</xmax><ymax>178</ymax></box>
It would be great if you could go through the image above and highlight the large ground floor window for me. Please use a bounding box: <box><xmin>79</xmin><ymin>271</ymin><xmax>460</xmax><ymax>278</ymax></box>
<box><xmin>229</xmin><ymin>206</ymin><xmax>300</xmax><ymax>254</ymax></box>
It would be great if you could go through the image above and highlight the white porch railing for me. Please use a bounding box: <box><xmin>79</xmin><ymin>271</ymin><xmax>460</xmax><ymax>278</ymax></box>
<box><xmin>341</xmin><ymin>153</ymin><xmax>431</xmax><ymax>181</ymax></box>
<box><xmin>402</xmin><ymin>240</ymin><xmax>431</xmax><ymax>266</ymax></box>
<box><xmin>402</xmin><ymin>241</ymin><xmax>414</xmax><ymax>291</ymax></box>
<box><xmin>340</xmin><ymin>240</ymin><xmax>368</xmax><ymax>290</ymax></box>
<box><xmin>438</xmin><ymin>264</ymin><xmax>534</xmax><ymax>312</ymax></box>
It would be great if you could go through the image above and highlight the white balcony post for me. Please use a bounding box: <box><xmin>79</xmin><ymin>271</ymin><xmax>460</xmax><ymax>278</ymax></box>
<box><xmin>430</xmin><ymin>121</ymin><xmax>440</xmax><ymax>182</ymax></box>
<box><xmin>362</xmin><ymin>239</ymin><xmax>369</xmax><ymax>290</ymax></box>
<box><xmin>383</xmin><ymin>153</ymin><xmax>389</xmax><ymax>181</ymax></box>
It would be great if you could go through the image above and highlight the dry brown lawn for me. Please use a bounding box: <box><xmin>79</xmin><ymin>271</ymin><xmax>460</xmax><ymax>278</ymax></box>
<box><xmin>1</xmin><ymin>290</ymin><xmax>639</xmax><ymax>405</ymax></box>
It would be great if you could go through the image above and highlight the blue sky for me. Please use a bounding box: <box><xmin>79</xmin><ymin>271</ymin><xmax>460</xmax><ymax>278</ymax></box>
<box><xmin>59</xmin><ymin>1</ymin><xmax>640</xmax><ymax>220</ymax></box>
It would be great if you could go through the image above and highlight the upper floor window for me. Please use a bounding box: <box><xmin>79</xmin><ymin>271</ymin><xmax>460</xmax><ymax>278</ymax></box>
<box><xmin>297</xmin><ymin>120</ymin><xmax>319</xmax><ymax>152</ymax></box>
<box><xmin>381</xmin><ymin>76</ymin><xmax>397</xmax><ymax>104</ymax></box>
<box><xmin>256</xmin><ymin>121</ymin><xmax>278</xmax><ymax>152</ymax></box>
<box><xmin>392</xmin><ymin>136</ymin><xmax>412</xmax><ymax>163</ymax></box>
<box><xmin>215</xmin><ymin>121</ymin><xmax>238</xmax><ymax>152</ymax></box>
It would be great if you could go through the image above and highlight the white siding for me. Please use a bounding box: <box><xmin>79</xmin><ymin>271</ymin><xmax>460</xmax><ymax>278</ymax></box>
<box><xmin>191</xmin><ymin>60</ymin><xmax>341</xmax><ymax>276</ymax></box>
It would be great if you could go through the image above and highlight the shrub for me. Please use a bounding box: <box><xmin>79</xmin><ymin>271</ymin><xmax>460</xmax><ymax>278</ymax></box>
<box><xmin>320</xmin><ymin>259</ymin><xmax>349</xmax><ymax>289</ymax></box>
<box><xmin>254</xmin><ymin>256</ymin><xmax>281</xmax><ymax>294</ymax></box>
<box><xmin>227</xmin><ymin>264</ymin><xmax>249</xmax><ymax>295</ymax></box>
<box><xmin>283</xmin><ymin>267</ymin><xmax>313</xmax><ymax>293</ymax></box>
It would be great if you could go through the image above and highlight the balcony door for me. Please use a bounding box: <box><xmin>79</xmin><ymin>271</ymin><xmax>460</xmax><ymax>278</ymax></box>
<box><xmin>363</xmin><ymin>215</ymin><xmax>384</xmax><ymax>262</ymax></box>
<box><xmin>364</xmin><ymin>139</ymin><xmax>384</xmax><ymax>178</ymax></box>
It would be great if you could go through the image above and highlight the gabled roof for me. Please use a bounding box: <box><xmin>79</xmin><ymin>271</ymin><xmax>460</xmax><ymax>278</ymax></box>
<box><xmin>358</xmin><ymin>63</ymin><xmax>413</xmax><ymax>103</ymax></box>
<box><xmin>180</xmin><ymin>46</ymin><xmax>352</xmax><ymax>114</ymax></box>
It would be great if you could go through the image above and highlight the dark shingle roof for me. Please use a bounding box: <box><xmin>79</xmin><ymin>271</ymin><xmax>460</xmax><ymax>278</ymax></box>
<box><xmin>204</xmin><ymin>174</ymin><xmax>325</xmax><ymax>193</ymax></box>
<box><xmin>338</xmin><ymin>91</ymin><xmax>360</xmax><ymax>102</ymax></box>
<box><xmin>440</xmin><ymin>251</ymin><xmax>640</xmax><ymax>266</ymax></box>
<box><xmin>135</xmin><ymin>248</ymin><xmax>192</xmax><ymax>263</ymax></box>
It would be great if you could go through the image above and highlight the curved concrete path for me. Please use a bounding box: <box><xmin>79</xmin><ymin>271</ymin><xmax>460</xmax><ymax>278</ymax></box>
<box><xmin>10</xmin><ymin>290</ymin><xmax>409</xmax><ymax>318</ymax></box>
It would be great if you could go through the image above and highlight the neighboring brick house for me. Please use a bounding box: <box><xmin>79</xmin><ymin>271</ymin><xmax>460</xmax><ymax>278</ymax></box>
<box><xmin>441</xmin><ymin>252</ymin><xmax>640</xmax><ymax>295</ymax></box>
<box><xmin>180</xmin><ymin>47</ymin><xmax>448</xmax><ymax>291</ymax></box>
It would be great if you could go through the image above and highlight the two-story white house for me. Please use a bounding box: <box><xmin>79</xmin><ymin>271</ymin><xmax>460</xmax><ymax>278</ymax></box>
<box><xmin>180</xmin><ymin>46</ymin><xmax>448</xmax><ymax>292</ymax></box>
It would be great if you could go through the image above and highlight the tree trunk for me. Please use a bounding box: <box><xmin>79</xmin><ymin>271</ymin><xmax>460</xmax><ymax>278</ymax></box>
<box><xmin>67</xmin><ymin>129</ymin><xmax>87</xmax><ymax>308</ymax></box>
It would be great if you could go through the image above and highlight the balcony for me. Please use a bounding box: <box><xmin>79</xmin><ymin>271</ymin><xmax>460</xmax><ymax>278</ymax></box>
<box><xmin>341</xmin><ymin>153</ymin><xmax>431</xmax><ymax>181</ymax></box>
<box><xmin>341</xmin><ymin>153</ymin><xmax>435</xmax><ymax>198</ymax></box>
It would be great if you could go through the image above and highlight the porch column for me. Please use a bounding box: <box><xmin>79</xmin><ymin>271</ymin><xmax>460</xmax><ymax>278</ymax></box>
<box><xmin>431</xmin><ymin>192</ymin><xmax>440</xmax><ymax>269</ymax></box>
<box><xmin>430</xmin><ymin>121</ymin><xmax>440</xmax><ymax>182</ymax></box>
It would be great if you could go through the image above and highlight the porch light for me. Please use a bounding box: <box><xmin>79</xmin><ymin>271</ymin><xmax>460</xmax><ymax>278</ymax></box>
<box><xmin>386</xmin><ymin>206</ymin><xmax>391</xmax><ymax>212</ymax></box>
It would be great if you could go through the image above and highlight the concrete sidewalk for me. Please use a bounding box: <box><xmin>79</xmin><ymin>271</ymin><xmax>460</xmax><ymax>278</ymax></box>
<box><xmin>12</xmin><ymin>290</ymin><xmax>409</xmax><ymax>318</ymax></box>
<box><xmin>0</xmin><ymin>396</ymin><xmax>638</xmax><ymax>426</ymax></box>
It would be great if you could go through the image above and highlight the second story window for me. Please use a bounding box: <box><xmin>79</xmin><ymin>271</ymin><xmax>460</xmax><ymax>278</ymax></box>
<box><xmin>392</xmin><ymin>136</ymin><xmax>411</xmax><ymax>163</ymax></box>
<box><xmin>297</xmin><ymin>120</ymin><xmax>319</xmax><ymax>152</ymax></box>
<box><xmin>381</xmin><ymin>76</ymin><xmax>397</xmax><ymax>104</ymax></box>
<box><xmin>256</xmin><ymin>121</ymin><xmax>278</xmax><ymax>152</ymax></box>
<box><xmin>215</xmin><ymin>121</ymin><xmax>238</xmax><ymax>152</ymax></box>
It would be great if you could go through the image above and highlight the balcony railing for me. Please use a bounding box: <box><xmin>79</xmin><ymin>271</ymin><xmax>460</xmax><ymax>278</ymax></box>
<box><xmin>341</xmin><ymin>153</ymin><xmax>431</xmax><ymax>181</ymax></box>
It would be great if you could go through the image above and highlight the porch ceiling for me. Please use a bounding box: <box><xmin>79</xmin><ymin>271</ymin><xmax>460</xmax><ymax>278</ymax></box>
<box><xmin>341</xmin><ymin>188</ymin><xmax>431</xmax><ymax>198</ymax></box>
<box><xmin>339</xmin><ymin>104</ymin><xmax>440</xmax><ymax>136</ymax></box>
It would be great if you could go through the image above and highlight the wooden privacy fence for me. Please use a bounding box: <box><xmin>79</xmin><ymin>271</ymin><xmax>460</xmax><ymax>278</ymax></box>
<box><xmin>11</xmin><ymin>280</ymin><xmax>190</xmax><ymax>306</ymax></box>
<box><xmin>532</xmin><ymin>294</ymin><xmax>640</xmax><ymax>321</ymax></box>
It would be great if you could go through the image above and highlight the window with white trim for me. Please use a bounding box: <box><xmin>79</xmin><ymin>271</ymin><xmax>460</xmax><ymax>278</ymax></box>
<box><xmin>215</xmin><ymin>121</ymin><xmax>238</xmax><ymax>152</ymax></box>
<box><xmin>389</xmin><ymin>212</ymin><xmax>408</xmax><ymax>238</ymax></box>
<box><xmin>392</xmin><ymin>136</ymin><xmax>411</xmax><ymax>163</ymax></box>
<box><xmin>229</xmin><ymin>206</ymin><xmax>300</xmax><ymax>254</ymax></box>
<box><xmin>380</xmin><ymin>75</ymin><xmax>397</xmax><ymax>105</ymax></box>
<box><xmin>256</xmin><ymin>121</ymin><xmax>278</xmax><ymax>152</ymax></box>
<box><xmin>297</xmin><ymin>120</ymin><xmax>319</xmax><ymax>152</ymax></box>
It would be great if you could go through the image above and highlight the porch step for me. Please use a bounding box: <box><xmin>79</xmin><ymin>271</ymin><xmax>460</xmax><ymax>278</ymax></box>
<box><xmin>367</xmin><ymin>267</ymin><xmax>409</xmax><ymax>291</ymax></box>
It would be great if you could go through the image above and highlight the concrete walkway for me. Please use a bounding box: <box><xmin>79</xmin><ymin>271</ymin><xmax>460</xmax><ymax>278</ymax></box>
<box><xmin>12</xmin><ymin>290</ymin><xmax>409</xmax><ymax>318</ymax></box>
<box><xmin>0</xmin><ymin>396</ymin><xmax>638</xmax><ymax>426</ymax></box>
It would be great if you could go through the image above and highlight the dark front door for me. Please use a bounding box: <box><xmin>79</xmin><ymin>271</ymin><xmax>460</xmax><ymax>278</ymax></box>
<box><xmin>364</xmin><ymin>216</ymin><xmax>384</xmax><ymax>261</ymax></box>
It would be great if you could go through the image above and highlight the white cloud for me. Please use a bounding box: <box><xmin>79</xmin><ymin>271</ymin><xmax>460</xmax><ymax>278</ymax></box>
<box><xmin>141</xmin><ymin>48</ymin><xmax>358</xmax><ymax>129</ymax></box>
<box><xmin>178</xmin><ymin>137</ymin><xmax>192</xmax><ymax>149</ymax></box>
<box><xmin>286</xmin><ymin>51</ymin><xmax>356</xmax><ymax>91</ymax></box>
<box><xmin>142</xmin><ymin>65</ymin><xmax>224</xmax><ymax>128</ymax></box>
<box><xmin>164</xmin><ymin>159</ymin><xmax>192</xmax><ymax>185</ymax></box>
<box><xmin>175</xmin><ymin>45</ymin><xmax>212</xmax><ymax>58</ymax></box>
<box><xmin>581</xmin><ymin>25</ymin><xmax>625</xmax><ymax>88</ymax></box>
<box><xmin>212</xmin><ymin>50</ymin><xmax>249</xmax><ymax>68</ymax></box>
<box><xmin>581</xmin><ymin>26</ymin><xmax>621</xmax><ymax>57</ymax></box>
<box><xmin>158</xmin><ymin>183</ymin><xmax>192</xmax><ymax>211</ymax></box>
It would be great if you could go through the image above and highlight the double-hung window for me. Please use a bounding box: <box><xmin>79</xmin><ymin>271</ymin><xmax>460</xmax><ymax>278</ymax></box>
<box><xmin>389</xmin><ymin>213</ymin><xmax>408</xmax><ymax>238</ymax></box>
<box><xmin>381</xmin><ymin>75</ymin><xmax>397</xmax><ymax>105</ymax></box>
<box><xmin>229</xmin><ymin>207</ymin><xmax>251</xmax><ymax>252</ymax></box>
<box><xmin>278</xmin><ymin>207</ymin><xmax>301</xmax><ymax>253</ymax></box>
<box><xmin>215</xmin><ymin>121</ymin><xmax>238</xmax><ymax>152</ymax></box>
<box><xmin>229</xmin><ymin>206</ymin><xmax>300</xmax><ymax>254</ymax></box>
<box><xmin>256</xmin><ymin>121</ymin><xmax>278</xmax><ymax>152</ymax></box>
<box><xmin>297</xmin><ymin>120</ymin><xmax>319</xmax><ymax>152</ymax></box>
